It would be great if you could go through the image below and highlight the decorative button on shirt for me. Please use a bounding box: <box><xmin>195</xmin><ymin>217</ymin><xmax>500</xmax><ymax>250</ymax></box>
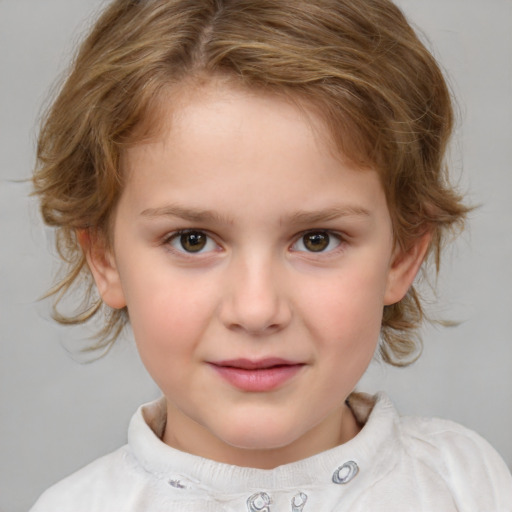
<box><xmin>332</xmin><ymin>461</ymin><xmax>359</xmax><ymax>485</ymax></box>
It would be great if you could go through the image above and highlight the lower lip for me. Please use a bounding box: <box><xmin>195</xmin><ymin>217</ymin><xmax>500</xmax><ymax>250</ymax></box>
<box><xmin>210</xmin><ymin>364</ymin><xmax>303</xmax><ymax>392</ymax></box>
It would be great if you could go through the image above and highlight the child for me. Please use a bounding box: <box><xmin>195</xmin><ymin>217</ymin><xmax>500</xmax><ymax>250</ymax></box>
<box><xmin>30</xmin><ymin>0</ymin><xmax>512</xmax><ymax>510</ymax></box>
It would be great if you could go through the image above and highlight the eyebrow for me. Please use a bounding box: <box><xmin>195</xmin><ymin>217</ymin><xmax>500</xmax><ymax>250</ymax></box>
<box><xmin>140</xmin><ymin>204</ymin><xmax>370</xmax><ymax>225</ymax></box>
<box><xmin>284</xmin><ymin>206</ymin><xmax>371</xmax><ymax>225</ymax></box>
<box><xmin>140</xmin><ymin>205</ymin><xmax>235</xmax><ymax>224</ymax></box>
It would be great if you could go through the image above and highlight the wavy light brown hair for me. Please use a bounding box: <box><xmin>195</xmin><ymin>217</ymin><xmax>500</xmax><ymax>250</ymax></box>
<box><xmin>34</xmin><ymin>0</ymin><xmax>469</xmax><ymax>365</ymax></box>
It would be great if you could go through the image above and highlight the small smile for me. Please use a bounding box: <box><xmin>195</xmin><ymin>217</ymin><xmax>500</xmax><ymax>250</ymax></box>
<box><xmin>208</xmin><ymin>358</ymin><xmax>305</xmax><ymax>392</ymax></box>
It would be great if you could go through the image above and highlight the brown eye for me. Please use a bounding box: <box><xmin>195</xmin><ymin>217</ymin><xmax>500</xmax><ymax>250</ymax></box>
<box><xmin>167</xmin><ymin>230</ymin><xmax>219</xmax><ymax>255</ymax></box>
<box><xmin>179</xmin><ymin>231</ymin><xmax>208</xmax><ymax>252</ymax></box>
<box><xmin>302</xmin><ymin>232</ymin><xmax>330</xmax><ymax>252</ymax></box>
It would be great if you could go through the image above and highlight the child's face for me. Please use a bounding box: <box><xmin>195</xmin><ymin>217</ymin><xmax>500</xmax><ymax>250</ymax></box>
<box><xmin>89</xmin><ymin>82</ymin><xmax>422</xmax><ymax>467</ymax></box>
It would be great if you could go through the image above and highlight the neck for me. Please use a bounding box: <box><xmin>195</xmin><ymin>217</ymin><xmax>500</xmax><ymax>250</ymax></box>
<box><xmin>162</xmin><ymin>402</ymin><xmax>361</xmax><ymax>469</ymax></box>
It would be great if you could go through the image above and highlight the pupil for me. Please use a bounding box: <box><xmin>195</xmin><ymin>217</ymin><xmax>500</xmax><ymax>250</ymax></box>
<box><xmin>181</xmin><ymin>232</ymin><xmax>206</xmax><ymax>252</ymax></box>
<box><xmin>304</xmin><ymin>232</ymin><xmax>329</xmax><ymax>252</ymax></box>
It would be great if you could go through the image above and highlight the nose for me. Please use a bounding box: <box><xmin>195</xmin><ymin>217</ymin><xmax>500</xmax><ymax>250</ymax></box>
<box><xmin>218</xmin><ymin>254</ymin><xmax>292</xmax><ymax>335</ymax></box>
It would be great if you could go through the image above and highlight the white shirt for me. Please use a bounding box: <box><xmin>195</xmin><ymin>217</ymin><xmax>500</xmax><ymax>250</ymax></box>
<box><xmin>30</xmin><ymin>393</ymin><xmax>512</xmax><ymax>511</ymax></box>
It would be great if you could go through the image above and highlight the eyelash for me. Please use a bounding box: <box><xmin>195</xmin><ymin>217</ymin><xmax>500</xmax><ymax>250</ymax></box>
<box><xmin>163</xmin><ymin>229</ymin><xmax>220</xmax><ymax>255</ymax></box>
<box><xmin>162</xmin><ymin>229</ymin><xmax>346</xmax><ymax>256</ymax></box>
<box><xmin>290</xmin><ymin>230</ymin><xmax>344</xmax><ymax>254</ymax></box>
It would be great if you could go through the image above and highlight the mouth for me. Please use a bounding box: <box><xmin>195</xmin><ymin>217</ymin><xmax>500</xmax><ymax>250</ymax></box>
<box><xmin>208</xmin><ymin>358</ymin><xmax>305</xmax><ymax>392</ymax></box>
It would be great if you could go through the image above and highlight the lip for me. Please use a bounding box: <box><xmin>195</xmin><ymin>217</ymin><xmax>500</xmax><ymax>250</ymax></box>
<box><xmin>208</xmin><ymin>358</ymin><xmax>305</xmax><ymax>392</ymax></box>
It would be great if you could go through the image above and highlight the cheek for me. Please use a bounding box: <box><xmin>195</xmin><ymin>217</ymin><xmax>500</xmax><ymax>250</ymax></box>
<box><xmin>125</xmin><ymin>276</ymin><xmax>219</xmax><ymax>395</ymax></box>
<box><xmin>121</xmin><ymin>268</ymin><xmax>219</xmax><ymax>358</ymax></box>
<box><xmin>300</xmin><ymin>264</ymin><xmax>388</xmax><ymax>351</ymax></box>
<box><xmin>302</xmin><ymin>272</ymin><xmax>385</xmax><ymax>395</ymax></box>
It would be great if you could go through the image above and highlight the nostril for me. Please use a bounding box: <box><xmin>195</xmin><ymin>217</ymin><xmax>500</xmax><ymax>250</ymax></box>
<box><xmin>217</xmin><ymin>271</ymin><xmax>292</xmax><ymax>334</ymax></box>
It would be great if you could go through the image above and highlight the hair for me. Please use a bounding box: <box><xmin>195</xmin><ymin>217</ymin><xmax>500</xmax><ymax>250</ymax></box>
<box><xmin>34</xmin><ymin>0</ymin><xmax>469</xmax><ymax>365</ymax></box>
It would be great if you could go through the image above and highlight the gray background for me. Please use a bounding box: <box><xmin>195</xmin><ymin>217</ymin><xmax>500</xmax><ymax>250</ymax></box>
<box><xmin>1</xmin><ymin>1</ymin><xmax>511</xmax><ymax>510</ymax></box>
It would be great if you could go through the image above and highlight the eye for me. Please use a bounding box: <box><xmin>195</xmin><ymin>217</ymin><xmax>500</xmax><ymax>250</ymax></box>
<box><xmin>291</xmin><ymin>231</ymin><xmax>342</xmax><ymax>253</ymax></box>
<box><xmin>167</xmin><ymin>230</ymin><xmax>218</xmax><ymax>254</ymax></box>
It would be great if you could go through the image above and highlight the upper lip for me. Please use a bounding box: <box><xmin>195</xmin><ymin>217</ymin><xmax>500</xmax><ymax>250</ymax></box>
<box><xmin>210</xmin><ymin>358</ymin><xmax>303</xmax><ymax>370</ymax></box>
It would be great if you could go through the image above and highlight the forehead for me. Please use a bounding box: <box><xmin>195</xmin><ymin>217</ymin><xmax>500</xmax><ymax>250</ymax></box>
<box><xmin>124</xmin><ymin>79</ymin><xmax>365</xmax><ymax>179</ymax></box>
<box><xmin>152</xmin><ymin>81</ymin><xmax>334</xmax><ymax>147</ymax></box>
<box><xmin>118</xmin><ymin>82</ymin><xmax>388</xmax><ymax>230</ymax></box>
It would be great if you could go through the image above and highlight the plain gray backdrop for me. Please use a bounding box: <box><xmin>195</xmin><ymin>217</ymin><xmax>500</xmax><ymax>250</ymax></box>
<box><xmin>1</xmin><ymin>1</ymin><xmax>511</xmax><ymax>510</ymax></box>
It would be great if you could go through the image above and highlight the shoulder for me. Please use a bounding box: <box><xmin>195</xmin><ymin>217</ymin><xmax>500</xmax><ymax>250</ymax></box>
<box><xmin>399</xmin><ymin>412</ymin><xmax>507</xmax><ymax>469</ymax></box>
<box><xmin>29</xmin><ymin>398</ymin><xmax>176</xmax><ymax>512</ymax></box>
<box><xmin>397</xmin><ymin>412</ymin><xmax>512</xmax><ymax>509</ymax></box>
<box><xmin>29</xmin><ymin>445</ymin><xmax>141</xmax><ymax>512</ymax></box>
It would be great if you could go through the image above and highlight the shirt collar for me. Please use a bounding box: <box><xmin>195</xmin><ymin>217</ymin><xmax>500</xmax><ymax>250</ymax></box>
<box><xmin>127</xmin><ymin>392</ymin><xmax>402</xmax><ymax>494</ymax></box>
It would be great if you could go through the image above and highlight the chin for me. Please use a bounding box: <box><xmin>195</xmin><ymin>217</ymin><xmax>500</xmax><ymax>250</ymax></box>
<box><xmin>215</xmin><ymin>417</ymin><xmax>306</xmax><ymax>452</ymax></box>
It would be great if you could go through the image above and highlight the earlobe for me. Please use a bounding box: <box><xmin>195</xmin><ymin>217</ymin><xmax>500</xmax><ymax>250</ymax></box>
<box><xmin>77</xmin><ymin>229</ymin><xmax>127</xmax><ymax>310</ymax></box>
<box><xmin>384</xmin><ymin>232</ymin><xmax>431</xmax><ymax>306</ymax></box>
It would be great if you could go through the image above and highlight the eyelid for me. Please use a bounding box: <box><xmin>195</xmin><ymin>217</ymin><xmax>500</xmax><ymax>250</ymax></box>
<box><xmin>163</xmin><ymin>229</ymin><xmax>221</xmax><ymax>255</ymax></box>
<box><xmin>290</xmin><ymin>230</ymin><xmax>345</xmax><ymax>254</ymax></box>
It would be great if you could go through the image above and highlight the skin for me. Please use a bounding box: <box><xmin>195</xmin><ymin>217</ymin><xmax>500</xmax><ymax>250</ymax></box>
<box><xmin>84</xmin><ymin>82</ymin><xmax>429</xmax><ymax>469</ymax></box>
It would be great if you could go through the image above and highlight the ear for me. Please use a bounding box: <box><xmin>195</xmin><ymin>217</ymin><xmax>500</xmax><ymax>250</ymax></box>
<box><xmin>384</xmin><ymin>232</ymin><xmax>431</xmax><ymax>306</ymax></box>
<box><xmin>77</xmin><ymin>229</ymin><xmax>127</xmax><ymax>309</ymax></box>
